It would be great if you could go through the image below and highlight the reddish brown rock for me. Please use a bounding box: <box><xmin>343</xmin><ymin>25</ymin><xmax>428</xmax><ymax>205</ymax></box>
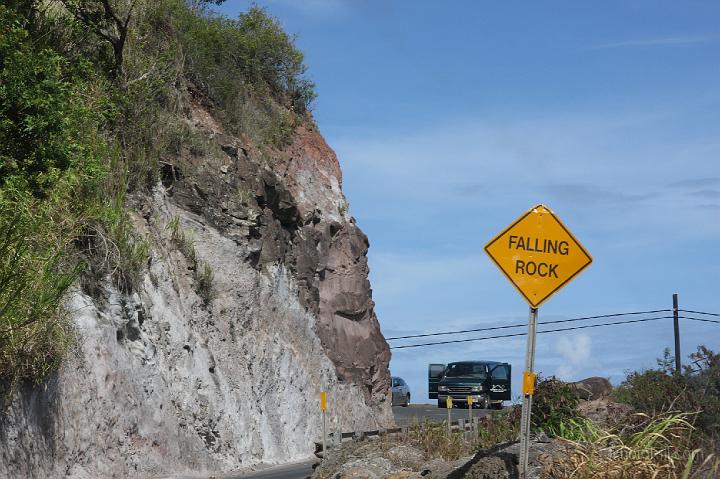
<box><xmin>268</xmin><ymin>126</ymin><xmax>391</xmax><ymax>407</ymax></box>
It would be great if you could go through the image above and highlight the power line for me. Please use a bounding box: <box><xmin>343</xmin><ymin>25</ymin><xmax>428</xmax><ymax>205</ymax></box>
<box><xmin>386</xmin><ymin>309</ymin><xmax>672</xmax><ymax>341</ymax></box>
<box><xmin>680</xmin><ymin>315</ymin><xmax>720</xmax><ymax>325</ymax></box>
<box><xmin>679</xmin><ymin>309</ymin><xmax>720</xmax><ymax>318</ymax></box>
<box><xmin>390</xmin><ymin>315</ymin><xmax>674</xmax><ymax>350</ymax></box>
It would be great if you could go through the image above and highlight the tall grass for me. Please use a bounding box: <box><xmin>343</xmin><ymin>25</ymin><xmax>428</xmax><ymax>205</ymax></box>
<box><xmin>475</xmin><ymin>406</ymin><xmax>521</xmax><ymax>448</ymax></box>
<box><xmin>542</xmin><ymin>412</ymin><xmax>720</xmax><ymax>479</ymax></box>
<box><xmin>0</xmin><ymin>6</ymin><xmax>103</xmax><ymax>389</ymax></box>
<box><xmin>399</xmin><ymin>409</ymin><xmax>521</xmax><ymax>461</ymax></box>
<box><xmin>166</xmin><ymin>217</ymin><xmax>214</xmax><ymax>305</ymax></box>
<box><xmin>403</xmin><ymin>420</ymin><xmax>469</xmax><ymax>461</ymax></box>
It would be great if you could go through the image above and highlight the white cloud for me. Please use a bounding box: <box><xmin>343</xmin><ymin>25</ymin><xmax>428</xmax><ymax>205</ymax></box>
<box><xmin>554</xmin><ymin>334</ymin><xmax>592</xmax><ymax>380</ymax></box>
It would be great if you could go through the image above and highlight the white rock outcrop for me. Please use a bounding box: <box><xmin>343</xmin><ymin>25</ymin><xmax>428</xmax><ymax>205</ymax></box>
<box><xmin>0</xmin><ymin>117</ymin><xmax>392</xmax><ymax>478</ymax></box>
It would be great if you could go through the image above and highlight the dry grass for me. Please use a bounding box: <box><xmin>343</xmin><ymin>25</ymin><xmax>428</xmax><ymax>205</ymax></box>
<box><xmin>401</xmin><ymin>420</ymin><xmax>469</xmax><ymax>461</ymax></box>
<box><xmin>476</xmin><ymin>406</ymin><xmax>521</xmax><ymax>448</ymax></box>
<box><xmin>397</xmin><ymin>410</ymin><xmax>521</xmax><ymax>462</ymax></box>
<box><xmin>541</xmin><ymin>412</ymin><xmax>720</xmax><ymax>479</ymax></box>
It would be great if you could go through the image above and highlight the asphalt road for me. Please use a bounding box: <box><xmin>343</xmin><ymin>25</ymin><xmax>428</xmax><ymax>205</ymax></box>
<box><xmin>392</xmin><ymin>403</ymin><xmax>491</xmax><ymax>427</ymax></box>
<box><xmin>229</xmin><ymin>461</ymin><xmax>316</xmax><ymax>479</ymax></box>
<box><xmin>168</xmin><ymin>460</ymin><xmax>317</xmax><ymax>479</ymax></box>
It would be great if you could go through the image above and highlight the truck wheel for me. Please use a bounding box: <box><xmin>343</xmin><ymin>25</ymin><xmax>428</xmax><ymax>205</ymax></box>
<box><xmin>479</xmin><ymin>395</ymin><xmax>489</xmax><ymax>409</ymax></box>
<box><xmin>437</xmin><ymin>399</ymin><xmax>446</xmax><ymax>408</ymax></box>
<box><xmin>403</xmin><ymin>393</ymin><xmax>410</xmax><ymax>407</ymax></box>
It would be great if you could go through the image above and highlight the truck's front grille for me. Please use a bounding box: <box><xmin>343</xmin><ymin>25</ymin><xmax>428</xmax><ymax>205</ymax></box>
<box><xmin>448</xmin><ymin>386</ymin><xmax>472</xmax><ymax>394</ymax></box>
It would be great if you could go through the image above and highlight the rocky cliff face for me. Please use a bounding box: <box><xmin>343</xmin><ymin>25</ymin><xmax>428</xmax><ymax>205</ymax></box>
<box><xmin>0</xmin><ymin>106</ymin><xmax>392</xmax><ymax>478</ymax></box>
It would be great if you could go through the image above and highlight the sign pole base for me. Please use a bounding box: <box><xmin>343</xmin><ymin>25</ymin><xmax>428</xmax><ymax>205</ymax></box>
<box><xmin>519</xmin><ymin>307</ymin><xmax>538</xmax><ymax>479</ymax></box>
<box><xmin>322</xmin><ymin>410</ymin><xmax>327</xmax><ymax>456</ymax></box>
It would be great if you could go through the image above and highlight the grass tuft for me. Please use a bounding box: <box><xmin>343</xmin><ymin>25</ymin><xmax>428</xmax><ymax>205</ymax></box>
<box><xmin>542</xmin><ymin>412</ymin><xmax>720</xmax><ymax>479</ymax></box>
<box><xmin>166</xmin><ymin>216</ymin><xmax>213</xmax><ymax>305</ymax></box>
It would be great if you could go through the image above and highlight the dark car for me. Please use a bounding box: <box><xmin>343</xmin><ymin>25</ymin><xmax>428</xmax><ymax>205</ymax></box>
<box><xmin>391</xmin><ymin>376</ymin><xmax>411</xmax><ymax>406</ymax></box>
<box><xmin>428</xmin><ymin>361</ymin><xmax>511</xmax><ymax>409</ymax></box>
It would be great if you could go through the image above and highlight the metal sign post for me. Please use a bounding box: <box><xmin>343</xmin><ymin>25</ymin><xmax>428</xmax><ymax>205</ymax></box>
<box><xmin>518</xmin><ymin>307</ymin><xmax>538</xmax><ymax>479</ymax></box>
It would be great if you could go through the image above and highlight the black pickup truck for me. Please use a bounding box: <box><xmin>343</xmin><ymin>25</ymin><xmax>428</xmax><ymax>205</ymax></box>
<box><xmin>428</xmin><ymin>361</ymin><xmax>511</xmax><ymax>409</ymax></box>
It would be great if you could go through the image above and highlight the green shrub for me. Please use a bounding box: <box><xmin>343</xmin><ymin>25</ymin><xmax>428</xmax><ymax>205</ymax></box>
<box><xmin>196</xmin><ymin>261</ymin><xmax>214</xmax><ymax>305</ymax></box>
<box><xmin>0</xmin><ymin>0</ymin><xmax>312</xmax><ymax>385</ymax></box>
<box><xmin>0</xmin><ymin>6</ymin><xmax>105</xmax><ymax>387</ymax></box>
<box><xmin>614</xmin><ymin>346</ymin><xmax>720</xmax><ymax>443</ymax></box>
<box><xmin>0</xmin><ymin>5</ymin><xmax>105</xmax><ymax>195</ymax></box>
<box><xmin>161</xmin><ymin>1</ymin><xmax>313</xmax><ymax>145</ymax></box>
<box><xmin>531</xmin><ymin>376</ymin><xmax>583</xmax><ymax>437</ymax></box>
<box><xmin>613</xmin><ymin>369</ymin><xmax>692</xmax><ymax>415</ymax></box>
<box><xmin>176</xmin><ymin>4</ymin><xmax>315</xmax><ymax>114</ymax></box>
<box><xmin>0</xmin><ymin>185</ymin><xmax>78</xmax><ymax>388</ymax></box>
<box><xmin>475</xmin><ymin>406</ymin><xmax>521</xmax><ymax>448</ymax></box>
<box><xmin>404</xmin><ymin>420</ymin><xmax>469</xmax><ymax>461</ymax></box>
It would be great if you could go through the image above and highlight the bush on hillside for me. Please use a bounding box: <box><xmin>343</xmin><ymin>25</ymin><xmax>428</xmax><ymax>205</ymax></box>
<box><xmin>531</xmin><ymin>376</ymin><xmax>584</xmax><ymax>437</ymax></box>
<box><xmin>161</xmin><ymin>2</ymin><xmax>315</xmax><ymax>145</ymax></box>
<box><xmin>0</xmin><ymin>6</ymin><xmax>105</xmax><ymax>194</ymax></box>
<box><xmin>542</xmin><ymin>412</ymin><xmax>719</xmax><ymax>479</ymax></box>
<box><xmin>176</xmin><ymin>4</ymin><xmax>315</xmax><ymax>115</ymax></box>
<box><xmin>614</xmin><ymin>346</ymin><xmax>720</xmax><ymax>443</ymax></box>
<box><xmin>0</xmin><ymin>5</ymin><xmax>105</xmax><ymax>387</ymax></box>
<box><xmin>0</xmin><ymin>0</ymin><xmax>317</xmax><ymax>387</ymax></box>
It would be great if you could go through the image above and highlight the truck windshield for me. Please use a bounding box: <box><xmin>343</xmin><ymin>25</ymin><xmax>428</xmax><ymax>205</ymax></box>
<box><xmin>444</xmin><ymin>363</ymin><xmax>486</xmax><ymax>378</ymax></box>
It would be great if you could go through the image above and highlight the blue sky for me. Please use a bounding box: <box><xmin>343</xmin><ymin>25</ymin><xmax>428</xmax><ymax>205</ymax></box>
<box><xmin>219</xmin><ymin>1</ymin><xmax>720</xmax><ymax>402</ymax></box>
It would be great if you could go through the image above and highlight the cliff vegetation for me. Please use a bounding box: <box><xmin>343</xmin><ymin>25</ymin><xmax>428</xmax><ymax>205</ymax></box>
<box><xmin>0</xmin><ymin>0</ymin><xmax>315</xmax><ymax>391</ymax></box>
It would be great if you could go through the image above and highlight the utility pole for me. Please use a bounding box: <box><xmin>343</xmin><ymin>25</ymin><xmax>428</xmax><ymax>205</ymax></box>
<box><xmin>673</xmin><ymin>293</ymin><xmax>681</xmax><ymax>375</ymax></box>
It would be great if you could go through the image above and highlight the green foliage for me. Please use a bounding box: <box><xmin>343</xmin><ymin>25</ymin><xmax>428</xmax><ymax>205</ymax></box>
<box><xmin>162</xmin><ymin>1</ymin><xmax>313</xmax><ymax>145</ymax></box>
<box><xmin>58</xmin><ymin>0</ymin><xmax>135</xmax><ymax>78</ymax></box>
<box><xmin>614</xmin><ymin>346</ymin><xmax>720</xmax><ymax>443</ymax></box>
<box><xmin>531</xmin><ymin>376</ymin><xmax>583</xmax><ymax>437</ymax></box>
<box><xmin>0</xmin><ymin>0</ymin><xmax>313</xmax><ymax>384</ymax></box>
<box><xmin>475</xmin><ymin>406</ymin><xmax>521</xmax><ymax>448</ymax></box>
<box><xmin>195</xmin><ymin>261</ymin><xmax>214</xmax><ymax>305</ymax></box>
<box><xmin>542</xmin><ymin>412</ymin><xmax>719</xmax><ymax>479</ymax></box>
<box><xmin>405</xmin><ymin>420</ymin><xmax>468</xmax><ymax>461</ymax></box>
<box><xmin>613</xmin><ymin>369</ymin><xmax>690</xmax><ymax>414</ymax></box>
<box><xmin>0</xmin><ymin>6</ymin><xmax>105</xmax><ymax>195</ymax></box>
<box><xmin>88</xmin><ymin>195</ymin><xmax>151</xmax><ymax>293</ymax></box>
<box><xmin>0</xmin><ymin>6</ymin><xmax>105</xmax><ymax>387</ymax></box>
<box><xmin>176</xmin><ymin>3</ymin><xmax>315</xmax><ymax>114</ymax></box>
<box><xmin>167</xmin><ymin>216</ymin><xmax>196</xmax><ymax>261</ymax></box>
<box><xmin>0</xmin><ymin>185</ymin><xmax>77</xmax><ymax>387</ymax></box>
<box><xmin>550</xmin><ymin>416</ymin><xmax>603</xmax><ymax>442</ymax></box>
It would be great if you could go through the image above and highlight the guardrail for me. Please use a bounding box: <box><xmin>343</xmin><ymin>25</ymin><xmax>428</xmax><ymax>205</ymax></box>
<box><xmin>314</xmin><ymin>418</ymin><xmax>484</xmax><ymax>457</ymax></box>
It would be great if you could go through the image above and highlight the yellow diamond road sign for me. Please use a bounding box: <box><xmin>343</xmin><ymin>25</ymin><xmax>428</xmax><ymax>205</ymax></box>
<box><xmin>484</xmin><ymin>204</ymin><xmax>592</xmax><ymax>308</ymax></box>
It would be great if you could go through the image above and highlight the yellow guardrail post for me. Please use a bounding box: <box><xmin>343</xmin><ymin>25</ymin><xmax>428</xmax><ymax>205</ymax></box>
<box><xmin>446</xmin><ymin>396</ymin><xmax>452</xmax><ymax>436</ymax></box>
<box><xmin>320</xmin><ymin>391</ymin><xmax>327</xmax><ymax>456</ymax></box>
<box><xmin>467</xmin><ymin>395</ymin><xmax>474</xmax><ymax>436</ymax></box>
